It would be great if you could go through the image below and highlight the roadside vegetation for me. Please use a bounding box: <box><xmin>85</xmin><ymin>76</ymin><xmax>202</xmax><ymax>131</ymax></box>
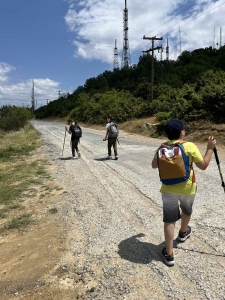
<box><xmin>0</xmin><ymin>106</ymin><xmax>63</xmax><ymax>232</ymax></box>
<box><xmin>0</xmin><ymin>105</ymin><xmax>33</xmax><ymax>131</ymax></box>
<box><xmin>0</xmin><ymin>108</ymin><xmax>69</xmax><ymax>299</ymax></box>
<box><xmin>0</xmin><ymin>123</ymin><xmax>47</xmax><ymax>231</ymax></box>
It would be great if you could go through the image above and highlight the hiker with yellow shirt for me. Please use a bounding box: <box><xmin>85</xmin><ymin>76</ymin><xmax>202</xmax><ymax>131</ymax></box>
<box><xmin>151</xmin><ymin>118</ymin><xmax>216</xmax><ymax>266</ymax></box>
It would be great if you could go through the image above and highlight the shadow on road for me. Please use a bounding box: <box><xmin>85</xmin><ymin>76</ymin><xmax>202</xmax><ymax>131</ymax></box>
<box><xmin>118</xmin><ymin>233</ymin><xmax>165</xmax><ymax>264</ymax></box>
<box><xmin>59</xmin><ymin>157</ymin><xmax>72</xmax><ymax>160</ymax></box>
<box><xmin>94</xmin><ymin>157</ymin><xmax>111</xmax><ymax>161</ymax></box>
<box><xmin>118</xmin><ymin>233</ymin><xmax>224</xmax><ymax>264</ymax></box>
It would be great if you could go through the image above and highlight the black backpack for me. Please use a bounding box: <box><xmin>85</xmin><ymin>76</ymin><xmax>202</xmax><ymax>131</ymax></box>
<box><xmin>71</xmin><ymin>125</ymin><xmax>82</xmax><ymax>139</ymax></box>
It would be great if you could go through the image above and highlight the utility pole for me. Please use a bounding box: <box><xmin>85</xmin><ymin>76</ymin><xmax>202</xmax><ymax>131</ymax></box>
<box><xmin>143</xmin><ymin>35</ymin><xmax>163</xmax><ymax>101</ymax></box>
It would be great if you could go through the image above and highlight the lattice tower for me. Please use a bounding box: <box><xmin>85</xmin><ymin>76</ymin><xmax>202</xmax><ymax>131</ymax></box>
<box><xmin>121</xmin><ymin>0</ymin><xmax>131</xmax><ymax>68</ymax></box>
<box><xmin>113</xmin><ymin>39</ymin><xmax>119</xmax><ymax>70</ymax></box>
<box><xmin>31</xmin><ymin>80</ymin><xmax>35</xmax><ymax>111</ymax></box>
<box><xmin>166</xmin><ymin>38</ymin><xmax>169</xmax><ymax>60</ymax></box>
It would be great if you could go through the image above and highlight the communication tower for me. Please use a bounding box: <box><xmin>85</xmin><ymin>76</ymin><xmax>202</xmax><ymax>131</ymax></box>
<box><xmin>113</xmin><ymin>39</ymin><xmax>119</xmax><ymax>70</ymax></box>
<box><xmin>31</xmin><ymin>80</ymin><xmax>35</xmax><ymax>111</ymax></box>
<box><xmin>121</xmin><ymin>0</ymin><xmax>131</xmax><ymax>68</ymax></box>
<box><xmin>213</xmin><ymin>26</ymin><xmax>216</xmax><ymax>48</ymax></box>
<box><xmin>179</xmin><ymin>27</ymin><xmax>182</xmax><ymax>54</ymax></box>
<box><xmin>166</xmin><ymin>38</ymin><xmax>169</xmax><ymax>60</ymax></box>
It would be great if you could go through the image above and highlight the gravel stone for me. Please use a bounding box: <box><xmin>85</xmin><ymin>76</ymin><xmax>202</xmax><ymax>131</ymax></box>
<box><xmin>32</xmin><ymin>120</ymin><xmax>225</xmax><ymax>300</ymax></box>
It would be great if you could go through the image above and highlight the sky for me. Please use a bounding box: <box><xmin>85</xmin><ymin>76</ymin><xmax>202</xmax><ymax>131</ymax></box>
<box><xmin>0</xmin><ymin>0</ymin><xmax>225</xmax><ymax>108</ymax></box>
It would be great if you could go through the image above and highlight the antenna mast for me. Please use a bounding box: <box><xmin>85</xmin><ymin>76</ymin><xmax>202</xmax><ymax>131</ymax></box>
<box><xmin>113</xmin><ymin>39</ymin><xmax>119</xmax><ymax>70</ymax></box>
<box><xmin>166</xmin><ymin>38</ymin><xmax>169</xmax><ymax>60</ymax></box>
<box><xmin>121</xmin><ymin>0</ymin><xmax>131</xmax><ymax>68</ymax></box>
<box><xmin>31</xmin><ymin>80</ymin><xmax>35</xmax><ymax>111</ymax></box>
<box><xmin>57</xmin><ymin>90</ymin><xmax>61</xmax><ymax>98</ymax></box>
<box><xmin>179</xmin><ymin>27</ymin><xmax>182</xmax><ymax>54</ymax></box>
<box><xmin>220</xmin><ymin>27</ymin><xmax>222</xmax><ymax>48</ymax></box>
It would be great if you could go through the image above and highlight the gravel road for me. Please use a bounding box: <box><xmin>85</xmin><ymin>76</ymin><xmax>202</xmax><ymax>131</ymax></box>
<box><xmin>32</xmin><ymin>120</ymin><xmax>225</xmax><ymax>300</ymax></box>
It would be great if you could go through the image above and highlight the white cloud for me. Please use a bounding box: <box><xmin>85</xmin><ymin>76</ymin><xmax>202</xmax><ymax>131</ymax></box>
<box><xmin>0</xmin><ymin>62</ymin><xmax>15</xmax><ymax>83</ymax></box>
<box><xmin>0</xmin><ymin>63</ymin><xmax>62</xmax><ymax>108</ymax></box>
<box><xmin>64</xmin><ymin>0</ymin><xmax>225</xmax><ymax>63</ymax></box>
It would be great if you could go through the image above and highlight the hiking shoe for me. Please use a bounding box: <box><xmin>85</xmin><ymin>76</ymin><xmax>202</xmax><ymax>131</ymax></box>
<box><xmin>115</xmin><ymin>155</ymin><xmax>118</xmax><ymax>160</ymax></box>
<box><xmin>107</xmin><ymin>155</ymin><xmax>112</xmax><ymax>159</ymax></box>
<box><xmin>161</xmin><ymin>247</ymin><xmax>175</xmax><ymax>266</ymax></box>
<box><xmin>177</xmin><ymin>225</ymin><xmax>192</xmax><ymax>242</ymax></box>
<box><xmin>72</xmin><ymin>156</ymin><xmax>77</xmax><ymax>159</ymax></box>
<box><xmin>77</xmin><ymin>152</ymin><xmax>81</xmax><ymax>158</ymax></box>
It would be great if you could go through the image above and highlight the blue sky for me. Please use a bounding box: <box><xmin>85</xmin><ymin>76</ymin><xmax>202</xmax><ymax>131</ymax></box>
<box><xmin>0</xmin><ymin>0</ymin><xmax>225</xmax><ymax>108</ymax></box>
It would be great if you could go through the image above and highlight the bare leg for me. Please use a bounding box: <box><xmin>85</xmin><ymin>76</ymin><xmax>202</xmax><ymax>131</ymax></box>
<box><xmin>180</xmin><ymin>212</ymin><xmax>191</xmax><ymax>232</ymax></box>
<box><xmin>164</xmin><ymin>222</ymin><xmax>175</xmax><ymax>255</ymax></box>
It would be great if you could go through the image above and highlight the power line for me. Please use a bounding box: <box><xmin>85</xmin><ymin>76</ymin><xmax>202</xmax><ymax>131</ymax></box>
<box><xmin>76</xmin><ymin>1</ymin><xmax>225</xmax><ymax>82</ymax></box>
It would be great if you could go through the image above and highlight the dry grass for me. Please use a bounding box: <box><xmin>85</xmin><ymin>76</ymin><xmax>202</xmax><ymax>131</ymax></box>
<box><xmin>40</xmin><ymin>116</ymin><xmax>225</xmax><ymax>146</ymax></box>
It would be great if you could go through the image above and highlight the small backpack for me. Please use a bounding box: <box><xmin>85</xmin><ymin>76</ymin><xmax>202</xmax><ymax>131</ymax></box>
<box><xmin>157</xmin><ymin>142</ymin><xmax>192</xmax><ymax>185</ymax></box>
<box><xmin>109</xmin><ymin>122</ymin><xmax>118</xmax><ymax>137</ymax></box>
<box><xmin>71</xmin><ymin>125</ymin><xmax>82</xmax><ymax>138</ymax></box>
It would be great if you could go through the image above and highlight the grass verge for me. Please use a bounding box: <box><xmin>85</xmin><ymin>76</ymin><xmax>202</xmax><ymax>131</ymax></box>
<box><xmin>0</xmin><ymin>123</ymin><xmax>50</xmax><ymax>230</ymax></box>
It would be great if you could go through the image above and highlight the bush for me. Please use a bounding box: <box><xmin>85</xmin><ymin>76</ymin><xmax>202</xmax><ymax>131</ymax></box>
<box><xmin>69</xmin><ymin>90</ymin><xmax>147</xmax><ymax>124</ymax></box>
<box><xmin>0</xmin><ymin>106</ymin><xmax>33</xmax><ymax>131</ymax></box>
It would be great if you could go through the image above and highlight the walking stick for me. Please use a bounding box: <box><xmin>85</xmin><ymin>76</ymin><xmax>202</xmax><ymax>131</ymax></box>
<box><xmin>62</xmin><ymin>130</ymin><xmax>66</xmax><ymax>156</ymax></box>
<box><xmin>213</xmin><ymin>147</ymin><xmax>225</xmax><ymax>193</ymax></box>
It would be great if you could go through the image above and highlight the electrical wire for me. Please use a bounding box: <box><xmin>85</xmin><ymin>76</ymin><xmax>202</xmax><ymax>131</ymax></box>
<box><xmin>1</xmin><ymin>0</ymin><xmax>225</xmax><ymax>105</ymax></box>
<box><xmin>76</xmin><ymin>0</ymin><xmax>225</xmax><ymax>82</ymax></box>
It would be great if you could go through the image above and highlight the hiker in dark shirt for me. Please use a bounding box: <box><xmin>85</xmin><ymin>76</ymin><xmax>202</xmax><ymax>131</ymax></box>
<box><xmin>65</xmin><ymin>119</ymin><xmax>82</xmax><ymax>159</ymax></box>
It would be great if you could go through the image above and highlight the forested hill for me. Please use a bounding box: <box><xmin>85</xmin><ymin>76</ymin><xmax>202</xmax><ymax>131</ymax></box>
<box><xmin>35</xmin><ymin>46</ymin><xmax>225</xmax><ymax>125</ymax></box>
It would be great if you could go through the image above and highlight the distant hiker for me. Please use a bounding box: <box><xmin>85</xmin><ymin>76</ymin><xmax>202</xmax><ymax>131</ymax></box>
<box><xmin>65</xmin><ymin>119</ymin><xmax>82</xmax><ymax>159</ymax></box>
<box><xmin>103</xmin><ymin>115</ymin><xmax>119</xmax><ymax>160</ymax></box>
<box><xmin>151</xmin><ymin>118</ymin><xmax>216</xmax><ymax>266</ymax></box>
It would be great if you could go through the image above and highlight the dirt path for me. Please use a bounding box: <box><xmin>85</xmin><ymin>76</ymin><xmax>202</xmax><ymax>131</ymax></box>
<box><xmin>1</xmin><ymin>120</ymin><xmax>225</xmax><ymax>300</ymax></box>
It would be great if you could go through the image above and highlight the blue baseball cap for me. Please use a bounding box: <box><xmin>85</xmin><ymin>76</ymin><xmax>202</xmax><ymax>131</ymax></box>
<box><xmin>165</xmin><ymin>119</ymin><xmax>188</xmax><ymax>133</ymax></box>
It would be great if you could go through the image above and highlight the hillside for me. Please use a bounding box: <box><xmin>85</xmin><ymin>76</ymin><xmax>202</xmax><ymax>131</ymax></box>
<box><xmin>34</xmin><ymin>46</ymin><xmax>225</xmax><ymax>129</ymax></box>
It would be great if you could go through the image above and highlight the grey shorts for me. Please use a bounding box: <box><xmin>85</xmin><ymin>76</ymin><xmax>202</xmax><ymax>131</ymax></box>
<box><xmin>162</xmin><ymin>192</ymin><xmax>195</xmax><ymax>223</ymax></box>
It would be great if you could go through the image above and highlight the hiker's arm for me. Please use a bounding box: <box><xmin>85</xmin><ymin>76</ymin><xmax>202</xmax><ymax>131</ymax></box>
<box><xmin>103</xmin><ymin>128</ymin><xmax>109</xmax><ymax>141</ymax></box>
<box><xmin>195</xmin><ymin>136</ymin><xmax>216</xmax><ymax>170</ymax></box>
<box><xmin>65</xmin><ymin>126</ymin><xmax>71</xmax><ymax>134</ymax></box>
<box><xmin>152</xmin><ymin>157</ymin><xmax>158</xmax><ymax>169</ymax></box>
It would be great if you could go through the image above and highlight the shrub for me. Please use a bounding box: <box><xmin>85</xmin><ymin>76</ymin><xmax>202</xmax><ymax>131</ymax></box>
<box><xmin>0</xmin><ymin>106</ymin><xmax>33</xmax><ymax>131</ymax></box>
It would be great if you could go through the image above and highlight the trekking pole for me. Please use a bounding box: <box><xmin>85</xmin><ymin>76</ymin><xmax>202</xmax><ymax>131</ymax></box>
<box><xmin>213</xmin><ymin>147</ymin><xmax>225</xmax><ymax>193</ymax></box>
<box><xmin>117</xmin><ymin>137</ymin><xmax>120</xmax><ymax>145</ymax></box>
<box><xmin>62</xmin><ymin>130</ymin><xmax>66</xmax><ymax>156</ymax></box>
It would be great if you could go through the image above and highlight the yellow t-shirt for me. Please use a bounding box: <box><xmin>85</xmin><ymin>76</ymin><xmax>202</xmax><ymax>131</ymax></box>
<box><xmin>155</xmin><ymin>140</ymin><xmax>203</xmax><ymax>195</ymax></box>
